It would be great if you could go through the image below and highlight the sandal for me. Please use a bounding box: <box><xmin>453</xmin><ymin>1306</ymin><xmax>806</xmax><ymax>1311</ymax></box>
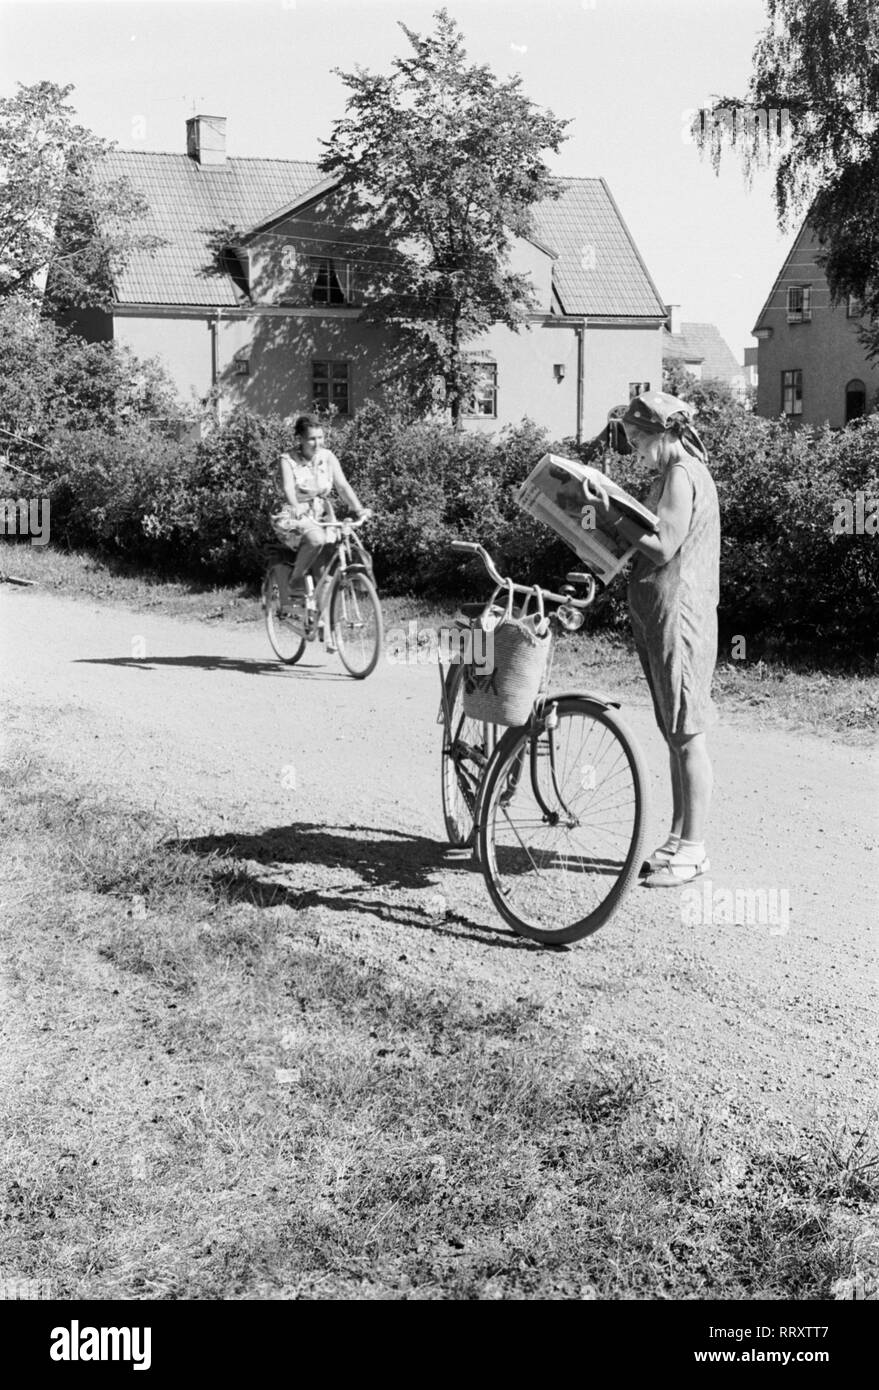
<box><xmin>641</xmin><ymin>856</ymin><xmax>710</xmax><ymax>889</ymax></box>
<box><xmin>640</xmin><ymin>842</ymin><xmax>679</xmax><ymax>875</ymax></box>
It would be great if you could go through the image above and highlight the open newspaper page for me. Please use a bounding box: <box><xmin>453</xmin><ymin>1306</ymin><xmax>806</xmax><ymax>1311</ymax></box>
<box><xmin>516</xmin><ymin>453</ymin><xmax>659</xmax><ymax>585</ymax></box>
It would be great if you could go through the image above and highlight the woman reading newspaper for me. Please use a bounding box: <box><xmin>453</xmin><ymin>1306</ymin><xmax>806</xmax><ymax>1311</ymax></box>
<box><xmin>582</xmin><ymin>391</ymin><xmax>720</xmax><ymax>889</ymax></box>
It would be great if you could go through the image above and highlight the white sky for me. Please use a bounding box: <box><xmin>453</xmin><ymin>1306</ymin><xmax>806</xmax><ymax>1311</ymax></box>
<box><xmin>0</xmin><ymin>0</ymin><xmax>797</xmax><ymax>355</ymax></box>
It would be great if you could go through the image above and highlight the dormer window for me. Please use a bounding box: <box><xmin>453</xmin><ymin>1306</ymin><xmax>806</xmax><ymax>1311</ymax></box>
<box><xmin>786</xmin><ymin>286</ymin><xmax>812</xmax><ymax>323</ymax></box>
<box><xmin>310</xmin><ymin>256</ymin><xmax>349</xmax><ymax>305</ymax></box>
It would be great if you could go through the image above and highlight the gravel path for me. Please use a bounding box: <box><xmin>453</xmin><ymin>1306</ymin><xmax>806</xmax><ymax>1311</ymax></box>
<box><xmin>2</xmin><ymin>587</ymin><xmax>876</xmax><ymax>1137</ymax></box>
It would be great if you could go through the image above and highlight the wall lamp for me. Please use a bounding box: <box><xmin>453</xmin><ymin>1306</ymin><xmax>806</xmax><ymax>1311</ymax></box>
<box><xmin>553</xmin><ymin>363</ymin><xmax>566</xmax><ymax>382</ymax></box>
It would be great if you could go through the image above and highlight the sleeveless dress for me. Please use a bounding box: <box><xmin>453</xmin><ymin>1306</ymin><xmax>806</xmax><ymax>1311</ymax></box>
<box><xmin>626</xmin><ymin>452</ymin><xmax>720</xmax><ymax>738</ymax></box>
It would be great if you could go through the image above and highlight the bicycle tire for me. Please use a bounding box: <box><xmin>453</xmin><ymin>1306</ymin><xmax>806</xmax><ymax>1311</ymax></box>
<box><xmin>441</xmin><ymin>664</ymin><xmax>496</xmax><ymax>848</ymax></box>
<box><xmin>330</xmin><ymin>570</ymin><xmax>383</xmax><ymax>679</ymax></box>
<box><xmin>264</xmin><ymin>570</ymin><xmax>306</xmax><ymax>665</ymax></box>
<box><xmin>477</xmin><ymin>696</ymin><xmax>649</xmax><ymax>945</ymax></box>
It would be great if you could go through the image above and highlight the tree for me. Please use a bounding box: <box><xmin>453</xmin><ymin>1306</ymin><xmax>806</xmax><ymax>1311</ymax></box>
<box><xmin>690</xmin><ymin>0</ymin><xmax>879</xmax><ymax>356</ymax></box>
<box><xmin>0</xmin><ymin>299</ymin><xmax>183</xmax><ymax>461</ymax></box>
<box><xmin>319</xmin><ymin>8</ymin><xmax>569</xmax><ymax>423</ymax></box>
<box><xmin>0</xmin><ymin>80</ymin><xmax>163</xmax><ymax>311</ymax></box>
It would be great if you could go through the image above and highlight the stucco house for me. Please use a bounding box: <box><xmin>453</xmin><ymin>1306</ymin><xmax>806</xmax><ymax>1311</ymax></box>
<box><xmin>751</xmin><ymin>220</ymin><xmax>879</xmax><ymax>427</ymax></box>
<box><xmin>60</xmin><ymin>115</ymin><xmax>669</xmax><ymax>441</ymax></box>
<box><xmin>662</xmin><ymin>306</ymin><xmax>746</xmax><ymax>393</ymax></box>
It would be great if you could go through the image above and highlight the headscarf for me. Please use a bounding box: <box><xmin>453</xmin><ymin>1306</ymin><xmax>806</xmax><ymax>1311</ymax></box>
<box><xmin>622</xmin><ymin>390</ymin><xmax>708</xmax><ymax>464</ymax></box>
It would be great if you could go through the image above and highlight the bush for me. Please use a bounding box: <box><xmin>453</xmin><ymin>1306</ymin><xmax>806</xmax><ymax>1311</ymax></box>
<box><xmin>14</xmin><ymin>372</ymin><xmax>879</xmax><ymax>661</ymax></box>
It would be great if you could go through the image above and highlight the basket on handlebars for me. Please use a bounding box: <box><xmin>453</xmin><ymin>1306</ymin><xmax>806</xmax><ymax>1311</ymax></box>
<box><xmin>461</xmin><ymin>581</ymin><xmax>551</xmax><ymax>727</ymax></box>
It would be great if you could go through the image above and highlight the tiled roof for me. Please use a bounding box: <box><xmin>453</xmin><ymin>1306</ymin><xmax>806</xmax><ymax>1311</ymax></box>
<box><xmin>662</xmin><ymin>323</ymin><xmax>743</xmax><ymax>383</ymax></box>
<box><xmin>99</xmin><ymin>152</ymin><xmax>323</xmax><ymax>306</ymax></box>
<box><xmin>531</xmin><ymin>178</ymin><xmax>667</xmax><ymax>318</ymax></box>
<box><xmin>98</xmin><ymin>153</ymin><xmax>667</xmax><ymax>318</ymax></box>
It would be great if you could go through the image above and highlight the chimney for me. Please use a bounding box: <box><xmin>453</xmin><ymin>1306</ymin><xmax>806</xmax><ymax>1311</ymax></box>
<box><xmin>186</xmin><ymin>115</ymin><xmax>227</xmax><ymax>167</ymax></box>
<box><xmin>666</xmin><ymin>303</ymin><xmax>682</xmax><ymax>336</ymax></box>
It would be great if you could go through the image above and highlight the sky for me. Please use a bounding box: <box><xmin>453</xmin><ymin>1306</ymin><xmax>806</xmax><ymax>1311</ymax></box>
<box><xmin>0</xmin><ymin>0</ymin><xmax>797</xmax><ymax>356</ymax></box>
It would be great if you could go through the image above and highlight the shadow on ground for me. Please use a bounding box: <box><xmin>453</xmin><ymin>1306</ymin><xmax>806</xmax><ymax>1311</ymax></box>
<box><xmin>171</xmin><ymin>821</ymin><xmax>552</xmax><ymax>951</ymax></box>
<box><xmin>75</xmin><ymin>655</ymin><xmax>348</xmax><ymax>679</ymax></box>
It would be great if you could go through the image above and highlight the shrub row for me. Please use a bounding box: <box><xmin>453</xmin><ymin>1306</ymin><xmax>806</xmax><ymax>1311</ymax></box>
<box><xmin>4</xmin><ymin>306</ymin><xmax>875</xmax><ymax>661</ymax></box>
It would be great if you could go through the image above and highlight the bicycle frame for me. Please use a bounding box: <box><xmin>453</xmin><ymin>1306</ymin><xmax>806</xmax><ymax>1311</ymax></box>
<box><xmin>438</xmin><ymin>542</ymin><xmax>620</xmax><ymax>841</ymax></box>
<box><xmin>267</xmin><ymin>511</ymin><xmax>371</xmax><ymax>641</ymax></box>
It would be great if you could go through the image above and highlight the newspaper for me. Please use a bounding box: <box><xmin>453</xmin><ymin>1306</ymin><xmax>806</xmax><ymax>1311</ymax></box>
<box><xmin>516</xmin><ymin>452</ymin><xmax>659</xmax><ymax>585</ymax></box>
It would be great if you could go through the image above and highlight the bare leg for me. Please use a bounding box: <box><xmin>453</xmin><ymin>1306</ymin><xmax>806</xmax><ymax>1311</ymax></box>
<box><xmin>670</xmin><ymin>732</ymin><xmax>713</xmax><ymax>843</ymax></box>
<box><xmin>668</xmin><ymin>742</ymin><xmax>685</xmax><ymax>838</ymax></box>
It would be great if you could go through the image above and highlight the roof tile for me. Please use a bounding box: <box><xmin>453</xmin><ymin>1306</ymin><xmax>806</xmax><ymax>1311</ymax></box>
<box><xmin>99</xmin><ymin>153</ymin><xmax>667</xmax><ymax>318</ymax></box>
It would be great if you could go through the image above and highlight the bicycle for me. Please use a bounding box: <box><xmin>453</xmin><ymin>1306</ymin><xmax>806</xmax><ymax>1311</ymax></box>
<box><xmin>438</xmin><ymin>541</ymin><xmax>649</xmax><ymax>945</ymax></box>
<box><xmin>262</xmin><ymin>512</ymin><xmax>383</xmax><ymax>679</ymax></box>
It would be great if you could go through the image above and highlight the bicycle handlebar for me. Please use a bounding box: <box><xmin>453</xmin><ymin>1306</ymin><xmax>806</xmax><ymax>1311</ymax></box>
<box><xmin>450</xmin><ymin>540</ymin><xmax>596</xmax><ymax>609</ymax></box>
<box><xmin>313</xmin><ymin>512</ymin><xmax>371</xmax><ymax>533</ymax></box>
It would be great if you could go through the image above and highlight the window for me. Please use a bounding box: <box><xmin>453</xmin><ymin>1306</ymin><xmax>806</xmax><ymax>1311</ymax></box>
<box><xmin>629</xmin><ymin>381</ymin><xmax>651</xmax><ymax>398</ymax></box>
<box><xmin>310</xmin><ymin>256</ymin><xmax>349</xmax><ymax>305</ymax></box>
<box><xmin>786</xmin><ymin>286</ymin><xmax>812</xmax><ymax>323</ymax></box>
<box><xmin>465</xmin><ymin>362</ymin><xmax>498</xmax><ymax>417</ymax></box>
<box><xmin>847</xmin><ymin>294</ymin><xmax>864</xmax><ymax>318</ymax></box>
<box><xmin>845</xmin><ymin>379</ymin><xmax>866</xmax><ymax>424</ymax></box>
<box><xmin>782</xmin><ymin>369</ymin><xmax>803</xmax><ymax>416</ymax></box>
<box><xmin>312</xmin><ymin>360</ymin><xmax>350</xmax><ymax>416</ymax></box>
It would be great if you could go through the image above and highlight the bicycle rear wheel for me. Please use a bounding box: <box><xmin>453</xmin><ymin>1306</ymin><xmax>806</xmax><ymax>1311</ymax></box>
<box><xmin>440</xmin><ymin>664</ymin><xmax>497</xmax><ymax>848</ymax></box>
<box><xmin>477</xmin><ymin>697</ymin><xmax>648</xmax><ymax>944</ymax></box>
<box><xmin>330</xmin><ymin>570</ymin><xmax>383</xmax><ymax>679</ymax></box>
<box><xmin>264</xmin><ymin>569</ymin><xmax>306</xmax><ymax>665</ymax></box>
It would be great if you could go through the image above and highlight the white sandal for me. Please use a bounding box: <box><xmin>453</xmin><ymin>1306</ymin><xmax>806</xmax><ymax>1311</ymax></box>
<box><xmin>642</xmin><ymin>855</ymin><xmax>710</xmax><ymax>889</ymax></box>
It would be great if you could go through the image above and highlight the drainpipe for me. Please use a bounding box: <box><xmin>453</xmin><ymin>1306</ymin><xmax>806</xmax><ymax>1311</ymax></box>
<box><xmin>210</xmin><ymin>308</ymin><xmax>223</xmax><ymax>419</ymax></box>
<box><xmin>576</xmin><ymin>320</ymin><xmax>586</xmax><ymax>445</ymax></box>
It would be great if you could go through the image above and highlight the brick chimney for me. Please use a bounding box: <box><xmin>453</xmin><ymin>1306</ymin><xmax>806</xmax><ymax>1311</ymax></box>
<box><xmin>186</xmin><ymin>115</ymin><xmax>227</xmax><ymax>167</ymax></box>
<box><xmin>666</xmin><ymin>303</ymin><xmax>682</xmax><ymax>336</ymax></box>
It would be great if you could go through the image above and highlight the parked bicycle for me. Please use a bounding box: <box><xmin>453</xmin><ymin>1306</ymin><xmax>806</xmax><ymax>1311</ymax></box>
<box><xmin>439</xmin><ymin>541</ymin><xmax>649</xmax><ymax>945</ymax></box>
<box><xmin>262</xmin><ymin>512</ymin><xmax>383</xmax><ymax>679</ymax></box>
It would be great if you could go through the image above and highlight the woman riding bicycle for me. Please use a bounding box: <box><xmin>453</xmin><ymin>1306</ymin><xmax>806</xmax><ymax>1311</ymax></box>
<box><xmin>271</xmin><ymin>413</ymin><xmax>370</xmax><ymax>627</ymax></box>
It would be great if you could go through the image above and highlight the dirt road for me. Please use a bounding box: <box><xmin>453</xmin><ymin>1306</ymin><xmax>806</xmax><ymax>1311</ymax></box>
<box><xmin>2</xmin><ymin>587</ymin><xmax>877</xmax><ymax>1135</ymax></box>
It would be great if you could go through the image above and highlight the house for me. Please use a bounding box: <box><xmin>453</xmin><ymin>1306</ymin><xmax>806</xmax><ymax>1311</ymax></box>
<box><xmin>662</xmin><ymin>306</ymin><xmax>746</xmax><ymax>393</ymax></box>
<box><xmin>60</xmin><ymin>115</ymin><xmax>669</xmax><ymax>441</ymax></box>
<box><xmin>751</xmin><ymin>219</ymin><xmax>879</xmax><ymax>427</ymax></box>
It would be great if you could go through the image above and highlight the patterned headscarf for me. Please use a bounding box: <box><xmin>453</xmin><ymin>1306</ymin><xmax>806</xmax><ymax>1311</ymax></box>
<box><xmin>622</xmin><ymin>390</ymin><xmax>708</xmax><ymax>464</ymax></box>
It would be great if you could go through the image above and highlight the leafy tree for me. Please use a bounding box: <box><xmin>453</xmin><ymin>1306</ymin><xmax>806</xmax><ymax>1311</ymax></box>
<box><xmin>319</xmin><ymin>8</ymin><xmax>569</xmax><ymax>423</ymax></box>
<box><xmin>0</xmin><ymin>300</ymin><xmax>183</xmax><ymax>469</ymax></box>
<box><xmin>690</xmin><ymin>0</ymin><xmax>879</xmax><ymax>355</ymax></box>
<box><xmin>0</xmin><ymin>80</ymin><xmax>163</xmax><ymax>311</ymax></box>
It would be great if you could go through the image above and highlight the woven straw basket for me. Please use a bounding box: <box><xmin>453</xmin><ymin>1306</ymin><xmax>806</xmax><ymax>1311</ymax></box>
<box><xmin>461</xmin><ymin>583</ymin><xmax>551</xmax><ymax>727</ymax></box>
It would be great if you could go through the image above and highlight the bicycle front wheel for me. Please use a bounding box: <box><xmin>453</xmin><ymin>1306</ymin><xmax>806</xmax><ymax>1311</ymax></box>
<box><xmin>477</xmin><ymin>697</ymin><xmax>648</xmax><ymax>945</ymax></box>
<box><xmin>441</xmin><ymin>664</ymin><xmax>497</xmax><ymax>848</ymax></box>
<box><xmin>330</xmin><ymin>571</ymin><xmax>383</xmax><ymax>679</ymax></box>
<box><xmin>264</xmin><ymin>569</ymin><xmax>306</xmax><ymax>665</ymax></box>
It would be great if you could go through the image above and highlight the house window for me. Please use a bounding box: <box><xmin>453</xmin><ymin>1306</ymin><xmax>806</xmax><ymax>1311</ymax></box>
<box><xmin>786</xmin><ymin>286</ymin><xmax>812</xmax><ymax>323</ymax></box>
<box><xmin>312</xmin><ymin>360</ymin><xmax>350</xmax><ymax>416</ymax></box>
<box><xmin>847</xmin><ymin>294</ymin><xmax>864</xmax><ymax>318</ymax></box>
<box><xmin>310</xmin><ymin>257</ymin><xmax>349</xmax><ymax>305</ymax></box>
<box><xmin>465</xmin><ymin>363</ymin><xmax>498</xmax><ymax>417</ymax></box>
<box><xmin>845</xmin><ymin>379</ymin><xmax>866</xmax><ymax>424</ymax></box>
<box><xmin>782</xmin><ymin>369</ymin><xmax>803</xmax><ymax>416</ymax></box>
<box><xmin>629</xmin><ymin>381</ymin><xmax>651</xmax><ymax>398</ymax></box>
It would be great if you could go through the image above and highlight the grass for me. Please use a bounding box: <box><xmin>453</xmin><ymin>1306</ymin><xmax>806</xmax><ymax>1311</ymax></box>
<box><xmin>3</xmin><ymin>541</ymin><xmax>878</xmax><ymax>741</ymax></box>
<box><xmin>2</xmin><ymin>749</ymin><xmax>877</xmax><ymax>1300</ymax></box>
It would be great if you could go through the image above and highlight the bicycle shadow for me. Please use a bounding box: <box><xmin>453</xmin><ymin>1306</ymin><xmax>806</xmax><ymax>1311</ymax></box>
<box><xmin>74</xmin><ymin>655</ymin><xmax>348</xmax><ymax>679</ymax></box>
<box><xmin>169</xmin><ymin>821</ymin><xmax>552</xmax><ymax>951</ymax></box>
